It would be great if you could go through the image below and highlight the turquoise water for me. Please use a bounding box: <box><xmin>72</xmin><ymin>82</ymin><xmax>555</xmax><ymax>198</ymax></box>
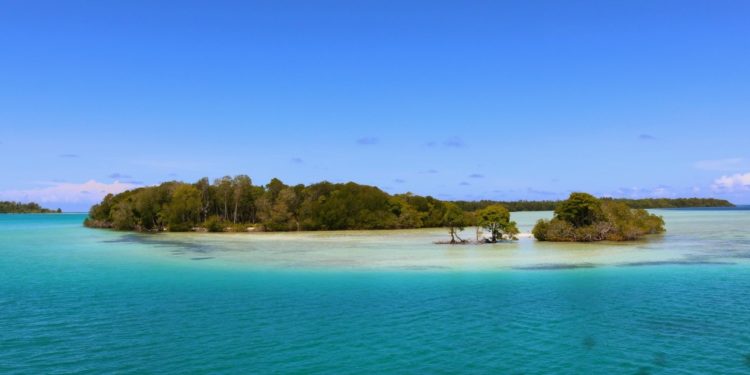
<box><xmin>2</xmin><ymin>211</ymin><xmax>750</xmax><ymax>374</ymax></box>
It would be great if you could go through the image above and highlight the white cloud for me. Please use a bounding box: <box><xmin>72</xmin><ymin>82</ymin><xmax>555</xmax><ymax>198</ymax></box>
<box><xmin>712</xmin><ymin>172</ymin><xmax>750</xmax><ymax>192</ymax></box>
<box><xmin>611</xmin><ymin>186</ymin><xmax>677</xmax><ymax>198</ymax></box>
<box><xmin>651</xmin><ymin>186</ymin><xmax>673</xmax><ymax>197</ymax></box>
<box><xmin>694</xmin><ymin>158</ymin><xmax>745</xmax><ymax>171</ymax></box>
<box><xmin>0</xmin><ymin>180</ymin><xmax>141</xmax><ymax>204</ymax></box>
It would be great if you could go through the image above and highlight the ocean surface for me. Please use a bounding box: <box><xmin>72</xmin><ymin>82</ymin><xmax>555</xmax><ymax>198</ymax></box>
<box><xmin>2</xmin><ymin>209</ymin><xmax>750</xmax><ymax>374</ymax></box>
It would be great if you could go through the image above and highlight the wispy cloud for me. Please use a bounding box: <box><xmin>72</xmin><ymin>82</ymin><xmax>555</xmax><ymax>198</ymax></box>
<box><xmin>611</xmin><ymin>185</ymin><xmax>675</xmax><ymax>198</ymax></box>
<box><xmin>356</xmin><ymin>137</ymin><xmax>379</xmax><ymax>145</ymax></box>
<box><xmin>637</xmin><ymin>134</ymin><xmax>657</xmax><ymax>141</ymax></box>
<box><xmin>712</xmin><ymin>172</ymin><xmax>750</xmax><ymax>192</ymax></box>
<box><xmin>694</xmin><ymin>158</ymin><xmax>744</xmax><ymax>172</ymax></box>
<box><xmin>130</xmin><ymin>159</ymin><xmax>211</xmax><ymax>171</ymax></box>
<box><xmin>468</xmin><ymin>173</ymin><xmax>484</xmax><ymax>178</ymax></box>
<box><xmin>651</xmin><ymin>185</ymin><xmax>673</xmax><ymax>197</ymax></box>
<box><xmin>443</xmin><ymin>136</ymin><xmax>465</xmax><ymax>148</ymax></box>
<box><xmin>59</xmin><ymin>154</ymin><xmax>79</xmax><ymax>158</ymax></box>
<box><xmin>0</xmin><ymin>180</ymin><xmax>141</xmax><ymax>204</ymax></box>
<box><xmin>526</xmin><ymin>187</ymin><xmax>557</xmax><ymax>196</ymax></box>
<box><xmin>108</xmin><ymin>172</ymin><xmax>132</xmax><ymax>179</ymax></box>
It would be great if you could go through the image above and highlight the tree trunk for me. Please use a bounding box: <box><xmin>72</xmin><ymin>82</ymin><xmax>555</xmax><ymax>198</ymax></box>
<box><xmin>233</xmin><ymin>201</ymin><xmax>238</xmax><ymax>224</ymax></box>
<box><xmin>223</xmin><ymin>195</ymin><xmax>228</xmax><ymax>221</ymax></box>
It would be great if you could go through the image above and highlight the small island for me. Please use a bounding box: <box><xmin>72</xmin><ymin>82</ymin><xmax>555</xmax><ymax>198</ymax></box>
<box><xmin>84</xmin><ymin>176</ymin><xmax>729</xmax><ymax>243</ymax></box>
<box><xmin>85</xmin><ymin>176</ymin><xmax>519</xmax><ymax>243</ymax></box>
<box><xmin>0</xmin><ymin>201</ymin><xmax>61</xmax><ymax>213</ymax></box>
<box><xmin>532</xmin><ymin>193</ymin><xmax>665</xmax><ymax>242</ymax></box>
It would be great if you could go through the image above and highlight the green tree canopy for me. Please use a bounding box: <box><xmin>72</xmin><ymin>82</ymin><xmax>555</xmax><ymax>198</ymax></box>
<box><xmin>477</xmin><ymin>204</ymin><xmax>519</xmax><ymax>242</ymax></box>
<box><xmin>0</xmin><ymin>201</ymin><xmax>61</xmax><ymax>213</ymax></box>
<box><xmin>554</xmin><ymin>192</ymin><xmax>603</xmax><ymax>227</ymax></box>
<box><xmin>533</xmin><ymin>192</ymin><xmax>665</xmax><ymax>242</ymax></box>
<box><xmin>442</xmin><ymin>202</ymin><xmax>467</xmax><ymax>243</ymax></box>
<box><xmin>166</xmin><ymin>184</ymin><xmax>202</xmax><ymax>231</ymax></box>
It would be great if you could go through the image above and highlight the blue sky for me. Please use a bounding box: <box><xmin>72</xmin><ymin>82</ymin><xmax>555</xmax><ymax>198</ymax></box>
<box><xmin>1</xmin><ymin>0</ymin><xmax>749</xmax><ymax>211</ymax></box>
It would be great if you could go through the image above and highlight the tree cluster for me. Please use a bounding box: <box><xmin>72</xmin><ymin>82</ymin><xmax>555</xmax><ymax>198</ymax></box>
<box><xmin>532</xmin><ymin>193</ymin><xmax>665</xmax><ymax>242</ymax></box>
<box><xmin>0</xmin><ymin>201</ymin><xmax>61</xmax><ymax>213</ymax></box>
<box><xmin>84</xmin><ymin>176</ymin><xmax>477</xmax><ymax>234</ymax></box>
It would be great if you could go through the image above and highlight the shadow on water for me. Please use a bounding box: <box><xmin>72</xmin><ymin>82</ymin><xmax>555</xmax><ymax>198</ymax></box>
<box><xmin>582</xmin><ymin>335</ymin><xmax>596</xmax><ymax>350</ymax></box>
<box><xmin>652</xmin><ymin>352</ymin><xmax>667</xmax><ymax>367</ymax></box>
<box><xmin>618</xmin><ymin>260</ymin><xmax>735</xmax><ymax>267</ymax></box>
<box><xmin>102</xmin><ymin>234</ymin><xmax>217</xmax><ymax>257</ymax></box>
<box><xmin>513</xmin><ymin>263</ymin><xmax>597</xmax><ymax>271</ymax></box>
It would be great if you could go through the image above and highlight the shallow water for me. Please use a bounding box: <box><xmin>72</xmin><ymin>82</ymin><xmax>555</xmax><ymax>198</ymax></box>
<box><xmin>2</xmin><ymin>210</ymin><xmax>750</xmax><ymax>373</ymax></box>
<box><xmin>49</xmin><ymin>209</ymin><xmax>750</xmax><ymax>271</ymax></box>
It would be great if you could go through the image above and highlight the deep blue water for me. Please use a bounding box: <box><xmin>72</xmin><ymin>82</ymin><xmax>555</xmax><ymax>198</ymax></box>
<box><xmin>2</xmin><ymin>214</ymin><xmax>750</xmax><ymax>374</ymax></box>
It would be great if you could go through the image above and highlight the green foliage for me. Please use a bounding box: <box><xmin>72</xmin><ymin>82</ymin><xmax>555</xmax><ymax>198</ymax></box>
<box><xmin>554</xmin><ymin>192</ymin><xmax>603</xmax><ymax>227</ymax></box>
<box><xmin>85</xmin><ymin>177</ymin><xmax>685</xmax><ymax>240</ymax></box>
<box><xmin>389</xmin><ymin>196</ymin><xmax>425</xmax><ymax>229</ymax></box>
<box><xmin>477</xmin><ymin>205</ymin><xmax>518</xmax><ymax>242</ymax></box>
<box><xmin>166</xmin><ymin>184</ymin><xmax>202</xmax><ymax>231</ymax></box>
<box><xmin>442</xmin><ymin>202</ymin><xmax>467</xmax><ymax>243</ymax></box>
<box><xmin>299</xmin><ymin>182</ymin><xmax>397</xmax><ymax>230</ymax></box>
<box><xmin>110</xmin><ymin>202</ymin><xmax>136</xmax><ymax>230</ymax></box>
<box><xmin>204</xmin><ymin>215</ymin><xmax>225</xmax><ymax>232</ymax></box>
<box><xmin>533</xmin><ymin>193</ymin><xmax>666</xmax><ymax>242</ymax></box>
<box><xmin>0</xmin><ymin>201</ymin><xmax>60</xmax><ymax>213</ymax></box>
<box><xmin>84</xmin><ymin>176</ymin><xmax>475</xmax><ymax>233</ymax></box>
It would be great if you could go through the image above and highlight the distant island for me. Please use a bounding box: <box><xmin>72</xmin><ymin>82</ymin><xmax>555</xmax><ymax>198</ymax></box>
<box><xmin>0</xmin><ymin>201</ymin><xmax>61</xmax><ymax>214</ymax></box>
<box><xmin>453</xmin><ymin>197</ymin><xmax>733</xmax><ymax>212</ymax></box>
<box><xmin>84</xmin><ymin>176</ymin><xmax>727</xmax><ymax>242</ymax></box>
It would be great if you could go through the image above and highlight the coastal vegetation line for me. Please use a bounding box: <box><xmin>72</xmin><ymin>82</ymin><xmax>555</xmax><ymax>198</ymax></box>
<box><xmin>82</xmin><ymin>176</ymin><xmax>722</xmax><ymax>241</ymax></box>
<box><xmin>0</xmin><ymin>201</ymin><xmax>61</xmax><ymax>214</ymax></box>
<box><xmin>453</xmin><ymin>197</ymin><xmax>733</xmax><ymax>212</ymax></box>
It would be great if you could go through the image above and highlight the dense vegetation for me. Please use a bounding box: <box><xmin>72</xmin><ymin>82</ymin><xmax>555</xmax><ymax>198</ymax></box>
<box><xmin>532</xmin><ymin>193</ymin><xmax>665</xmax><ymax>242</ymax></box>
<box><xmin>0</xmin><ymin>201</ymin><xmax>61</xmax><ymax>213</ymax></box>
<box><xmin>453</xmin><ymin>197</ymin><xmax>733</xmax><ymax>212</ymax></box>
<box><xmin>84</xmin><ymin>176</ymin><xmax>723</xmax><ymax>244</ymax></box>
<box><xmin>84</xmin><ymin>177</ymin><xmax>482</xmax><ymax>236</ymax></box>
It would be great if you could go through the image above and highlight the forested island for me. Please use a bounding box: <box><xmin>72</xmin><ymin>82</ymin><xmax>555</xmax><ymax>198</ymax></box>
<box><xmin>84</xmin><ymin>176</ymin><xmax>519</xmax><ymax>242</ymax></box>
<box><xmin>533</xmin><ymin>193</ymin><xmax>665</xmax><ymax>241</ymax></box>
<box><xmin>0</xmin><ymin>201</ymin><xmax>61</xmax><ymax>213</ymax></box>
<box><xmin>84</xmin><ymin>176</ymin><xmax>722</xmax><ymax>242</ymax></box>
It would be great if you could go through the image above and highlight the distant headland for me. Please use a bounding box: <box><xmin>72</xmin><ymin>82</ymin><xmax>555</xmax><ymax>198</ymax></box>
<box><xmin>83</xmin><ymin>175</ymin><xmax>731</xmax><ymax>243</ymax></box>
<box><xmin>0</xmin><ymin>201</ymin><xmax>61</xmax><ymax>214</ymax></box>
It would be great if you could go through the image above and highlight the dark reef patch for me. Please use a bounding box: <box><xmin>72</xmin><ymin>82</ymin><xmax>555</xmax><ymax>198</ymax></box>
<box><xmin>619</xmin><ymin>260</ymin><xmax>735</xmax><ymax>267</ymax></box>
<box><xmin>513</xmin><ymin>263</ymin><xmax>596</xmax><ymax>270</ymax></box>
<box><xmin>101</xmin><ymin>234</ymin><xmax>217</xmax><ymax>255</ymax></box>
